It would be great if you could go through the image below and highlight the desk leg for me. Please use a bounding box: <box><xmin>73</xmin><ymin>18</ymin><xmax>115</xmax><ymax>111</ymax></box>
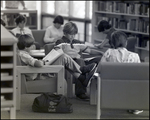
<box><xmin>57</xmin><ymin>68</ymin><xmax>64</xmax><ymax>95</ymax></box>
<box><xmin>96</xmin><ymin>74</ymin><xmax>101</xmax><ymax>119</ymax></box>
<box><xmin>16</xmin><ymin>71</ymin><xmax>21</xmax><ymax>110</ymax></box>
<box><xmin>10</xmin><ymin>107</ymin><xmax>16</xmax><ymax>119</ymax></box>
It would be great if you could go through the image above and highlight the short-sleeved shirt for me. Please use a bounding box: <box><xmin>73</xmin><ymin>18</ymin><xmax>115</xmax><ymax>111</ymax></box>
<box><xmin>44</xmin><ymin>25</ymin><xmax>63</xmax><ymax>43</ymax></box>
<box><xmin>18</xmin><ymin>50</ymin><xmax>38</xmax><ymax>80</ymax></box>
<box><xmin>101</xmin><ymin>47</ymin><xmax>141</xmax><ymax>63</ymax></box>
<box><xmin>11</xmin><ymin>27</ymin><xmax>34</xmax><ymax>40</ymax></box>
<box><xmin>55</xmin><ymin>36</ymin><xmax>85</xmax><ymax>58</ymax></box>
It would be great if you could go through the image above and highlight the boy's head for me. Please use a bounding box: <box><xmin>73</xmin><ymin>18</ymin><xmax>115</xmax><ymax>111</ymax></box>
<box><xmin>15</xmin><ymin>14</ymin><xmax>27</xmax><ymax>29</ymax></box>
<box><xmin>110</xmin><ymin>31</ymin><xmax>128</xmax><ymax>49</ymax></box>
<box><xmin>53</xmin><ymin>15</ymin><xmax>64</xmax><ymax>29</ymax></box>
<box><xmin>97</xmin><ymin>20</ymin><xmax>111</xmax><ymax>33</ymax></box>
<box><xmin>63</xmin><ymin>22</ymin><xmax>78</xmax><ymax>41</ymax></box>
<box><xmin>17</xmin><ymin>34</ymin><xmax>35</xmax><ymax>50</ymax></box>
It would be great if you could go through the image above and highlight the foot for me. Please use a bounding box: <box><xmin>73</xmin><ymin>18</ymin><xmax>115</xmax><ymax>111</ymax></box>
<box><xmin>76</xmin><ymin>94</ymin><xmax>90</xmax><ymax>101</ymax></box>
<box><xmin>80</xmin><ymin>63</ymin><xmax>97</xmax><ymax>74</ymax></box>
<box><xmin>128</xmin><ymin>110</ymin><xmax>143</xmax><ymax>115</ymax></box>
<box><xmin>82</xmin><ymin>65</ymin><xmax>97</xmax><ymax>87</ymax></box>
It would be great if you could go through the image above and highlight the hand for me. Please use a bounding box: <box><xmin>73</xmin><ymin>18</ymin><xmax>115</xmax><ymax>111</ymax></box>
<box><xmin>95</xmin><ymin>44</ymin><xmax>103</xmax><ymax>49</ymax></box>
<box><xmin>94</xmin><ymin>43</ymin><xmax>100</xmax><ymax>47</ymax></box>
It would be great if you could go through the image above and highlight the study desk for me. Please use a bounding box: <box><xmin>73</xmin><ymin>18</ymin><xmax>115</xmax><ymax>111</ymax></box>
<box><xmin>29</xmin><ymin>49</ymin><xmax>45</xmax><ymax>58</ymax></box>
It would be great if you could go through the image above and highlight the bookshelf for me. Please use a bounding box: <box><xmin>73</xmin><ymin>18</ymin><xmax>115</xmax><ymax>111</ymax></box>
<box><xmin>1</xmin><ymin>25</ymin><xmax>18</xmax><ymax>119</ymax></box>
<box><xmin>1</xmin><ymin>8</ymin><xmax>37</xmax><ymax>30</ymax></box>
<box><xmin>92</xmin><ymin>1</ymin><xmax>149</xmax><ymax>61</ymax></box>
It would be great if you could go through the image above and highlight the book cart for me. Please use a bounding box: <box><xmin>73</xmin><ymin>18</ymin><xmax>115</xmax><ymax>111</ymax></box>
<box><xmin>1</xmin><ymin>25</ymin><xmax>18</xmax><ymax>119</ymax></box>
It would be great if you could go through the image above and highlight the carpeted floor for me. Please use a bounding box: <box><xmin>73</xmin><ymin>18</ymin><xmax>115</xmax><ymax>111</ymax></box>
<box><xmin>1</xmin><ymin>94</ymin><xmax>149</xmax><ymax>119</ymax></box>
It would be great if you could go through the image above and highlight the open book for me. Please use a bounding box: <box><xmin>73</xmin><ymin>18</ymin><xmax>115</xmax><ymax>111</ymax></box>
<box><xmin>85</xmin><ymin>42</ymin><xmax>95</xmax><ymax>48</ymax></box>
<box><xmin>42</xmin><ymin>49</ymin><xmax>64</xmax><ymax>65</ymax></box>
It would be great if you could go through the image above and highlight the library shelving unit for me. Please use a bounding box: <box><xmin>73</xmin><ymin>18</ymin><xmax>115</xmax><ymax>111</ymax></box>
<box><xmin>92</xmin><ymin>1</ymin><xmax>149</xmax><ymax>61</ymax></box>
<box><xmin>1</xmin><ymin>25</ymin><xmax>18</xmax><ymax>119</ymax></box>
<box><xmin>1</xmin><ymin>8</ymin><xmax>37</xmax><ymax>30</ymax></box>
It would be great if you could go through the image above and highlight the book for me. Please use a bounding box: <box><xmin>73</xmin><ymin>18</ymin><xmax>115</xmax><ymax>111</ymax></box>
<box><xmin>42</xmin><ymin>49</ymin><xmax>64</xmax><ymax>65</ymax></box>
<box><xmin>85</xmin><ymin>42</ymin><xmax>95</xmax><ymax>48</ymax></box>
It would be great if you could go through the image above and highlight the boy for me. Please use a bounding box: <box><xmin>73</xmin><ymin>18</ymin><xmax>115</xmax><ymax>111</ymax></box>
<box><xmin>55</xmin><ymin>22</ymin><xmax>103</xmax><ymax>100</ymax></box>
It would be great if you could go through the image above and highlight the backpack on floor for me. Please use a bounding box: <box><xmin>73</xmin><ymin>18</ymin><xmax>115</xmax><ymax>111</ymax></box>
<box><xmin>32</xmin><ymin>92</ymin><xmax>73</xmax><ymax>113</ymax></box>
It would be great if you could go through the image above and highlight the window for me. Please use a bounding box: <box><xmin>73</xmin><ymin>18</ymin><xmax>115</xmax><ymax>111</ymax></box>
<box><xmin>41</xmin><ymin>1</ymin><xmax>92</xmax><ymax>42</ymax></box>
<box><xmin>41</xmin><ymin>1</ymin><xmax>55</xmax><ymax>14</ymax></box>
<box><xmin>56</xmin><ymin>1</ymin><xmax>69</xmax><ymax>16</ymax></box>
<box><xmin>72</xmin><ymin>1</ymin><xmax>85</xmax><ymax>18</ymax></box>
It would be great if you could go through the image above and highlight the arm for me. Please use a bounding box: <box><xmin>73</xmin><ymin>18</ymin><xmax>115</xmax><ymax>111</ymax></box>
<box><xmin>95</xmin><ymin>38</ymin><xmax>109</xmax><ymax>49</ymax></box>
<box><xmin>19</xmin><ymin>52</ymin><xmax>44</xmax><ymax>67</ymax></box>
<box><xmin>44</xmin><ymin>28</ymin><xmax>61</xmax><ymax>43</ymax></box>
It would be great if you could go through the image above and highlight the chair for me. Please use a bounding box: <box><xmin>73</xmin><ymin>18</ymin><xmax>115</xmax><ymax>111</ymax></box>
<box><xmin>92</xmin><ymin>62</ymin><xmax>149</xmax><ymax>119</ymax></box>
<box><xmin>32</xmin><ymin>30</ymin><xmax>46</xmax><ymax>48</ymax></box>
<box><xmin>16</xmin><ymin>54</ymin><xmax>67</xmax><ymax>110</ymax></box>
<box><xmin>126</xmin><ymin>37</ymin><xmax>137</xmax><ymax>52</ymax></box>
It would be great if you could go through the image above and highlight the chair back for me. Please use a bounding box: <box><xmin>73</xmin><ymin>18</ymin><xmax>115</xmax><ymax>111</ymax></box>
<box><xmin>98</xmin><ymin>62</ymin><xmax>149</xmax><ymax>110</ymax></box>
<box><xmin>126</xmin><ymin>37</ymin><xmax>137</xmax><ymax>52</ymax></box>
<box><xmin>32</xmin><ymin>30</ymin><xmax>45</xmax><ymax>48</ymax></box>
<box><xmin>44</xmin><ymin>43</ymin><xmax>55</xmax><ymax>55</ymax></box>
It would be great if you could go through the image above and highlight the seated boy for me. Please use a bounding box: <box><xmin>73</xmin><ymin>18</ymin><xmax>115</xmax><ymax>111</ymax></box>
<box><xmin>17</xmin><ymin>34</ymin><xmax>97</xmax><ymax>88</ymax></box>
<box><xmin>55</xmin><ymin>22</ymin><xmax>103</xmax><ymax>100</ymax></box>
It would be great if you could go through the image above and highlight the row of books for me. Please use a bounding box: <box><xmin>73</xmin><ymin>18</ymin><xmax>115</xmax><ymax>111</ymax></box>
<box><xmin>97</xmin><ymin>1</ymin><xmax>149</xmax><ymax>16</ymax></box>
<box><xmin>97</xmin><ymin>17</ymin><xmax>149</xmax><ymax>33</ymax></box>
<box><xmin>1</xmin><ymin>13</ymin><xmax>36</xmax><ymax>26</ymax></box>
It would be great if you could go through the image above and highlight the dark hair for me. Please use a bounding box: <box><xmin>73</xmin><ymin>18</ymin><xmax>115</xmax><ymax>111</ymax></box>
<box><xmin>53</xmin><ymin>15</ymin><xmax>64</xmax><ymax>25</ymax></box>
<box><xmin>17</xmin><ymin>34</ymin><xmax>34</xmax><ymax>50</ymax></box>
<box><xmin>110</xmin><ymin>31</ymin><xmax>128</xmax><ymax>49</ymax></box>
<box><xmin>15</xmin><ymin>14</ymin><xmax>27</xmax><ymax>25</ymax></box>
<box><xmin>63</xmin><ymin>22</ymin><xmax>78</xmax><ymax>35</ymax></box>
<box><xmin>97</xmin><ymin>20</ymin><xmax>111</xmax><ymax>32</ymax></box>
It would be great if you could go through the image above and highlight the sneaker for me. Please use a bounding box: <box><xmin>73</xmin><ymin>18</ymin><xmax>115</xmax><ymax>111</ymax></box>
<box><xmin>76</xmin><ymin>94</ymin><xmax>90</xmax><ymax>101</ymax></box>
<box><xmin>82</xmin><ymin>65</ymin><xmax>97</xmax><ymax>87</ymax></box>
<box><xmin>127</xmin><ymin>110</ymin><xmax>143</xmax><ymax>115</ymax></box>
<box><xmin>133</xmin><ymin>110</ymin><xmax>143</xmax><ymax>115</ymax></box>
<box><xmin>80</xmin><ymin>63</ymin><xmax>97</xmax><ymax>74</ymax></box>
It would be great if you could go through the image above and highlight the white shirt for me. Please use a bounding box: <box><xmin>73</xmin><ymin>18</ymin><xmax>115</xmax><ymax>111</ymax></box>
<box><xmin>44</xmin><ymin>25</ymin><xmax>63</xmax><ymax>43</ymax></box>
<box><xmin>101</xmin><ymin>48</ymin><xmax>141</xmax><ymax>63</ymax></box>
<box><xmin>11</xmin><ymin>27</ymin><xmax>34</xmax><ymax>39</ymax></box>
<box><xmin>18</xmin><ymin>50</ymin><xmax>38</xmax><ymax>80</ymax></box>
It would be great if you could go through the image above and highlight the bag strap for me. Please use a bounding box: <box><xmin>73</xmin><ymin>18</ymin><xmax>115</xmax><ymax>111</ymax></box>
<box><xmin>42</xmin><ymin>93</ymin><xmax>69</xmax><ymax>105</ymax></box>
<box><xmin>42</xmin><ymin>93</ymin><xmax>62</xmax><ymax>102</ymax></box>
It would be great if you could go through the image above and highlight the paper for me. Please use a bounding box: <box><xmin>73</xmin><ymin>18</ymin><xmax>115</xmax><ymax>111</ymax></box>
<box><xmin>29</xmin><ymin>49</ymin><xmax>45</xmax><ymax>53</ymax></box>
<box><xmin>42</xmin><ymin>49</ymin><xmax>63</xmax><ymax>65</ymax></box>
<box><xmin>85</xmin><ymin>42</ymin><xmax>95</xmax><ymax>48</ymax></box>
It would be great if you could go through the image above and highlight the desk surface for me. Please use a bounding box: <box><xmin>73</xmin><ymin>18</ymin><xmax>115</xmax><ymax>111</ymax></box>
<box><xmin>29</xmin><ymin>49</ymin><xmax>45</xmax><ymax>57</ymax></box>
